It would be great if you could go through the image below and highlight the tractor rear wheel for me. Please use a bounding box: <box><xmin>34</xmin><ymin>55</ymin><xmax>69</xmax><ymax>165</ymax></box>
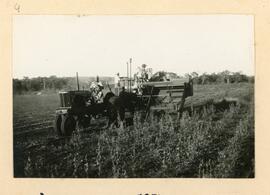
<box><xmin>61</xmin><ymin>115</ymin><xmax>76</xmax><ymax>136</ymax></box>
<box><xmin>54</xmin><ymin>114</ymin><xmax>62</xmax><ymax>136</ymax></box>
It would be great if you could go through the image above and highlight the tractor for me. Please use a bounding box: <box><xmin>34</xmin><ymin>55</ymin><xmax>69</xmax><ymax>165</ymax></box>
<box><xmin>54</xmin><ymin>72</ymin><xmax>108</xmax><ymax>136</ymax></box>
<box><xmin>54</xmin><ymin>90</ymin><xmax>95</xmax><ymax>136</ymax></box>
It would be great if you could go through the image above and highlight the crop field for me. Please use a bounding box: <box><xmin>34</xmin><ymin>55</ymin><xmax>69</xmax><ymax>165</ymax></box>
<box><xmin>13</xmin><ymin>83</ymin><xmax>254</xmax><ymax>178</ymax></box>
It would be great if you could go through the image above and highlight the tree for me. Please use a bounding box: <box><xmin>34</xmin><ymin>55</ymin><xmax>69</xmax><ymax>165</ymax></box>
<box><xmin>208</xmin><ymin>73</ymin><xmax>218</xmax><ymax>83</ymax></box>
<box><xmin>13</xmin><ymin>79</ymin><xmax>23</xmax><ymax>94</ymax></box>
<box><xmin>220</xmin><ymin>70</ymin><xmax>231</xmax><ymax>84</ymax></box>
<box><xmin>190</xmin><ymin>72</ymin><xmax>199</xmax><ymax>84</ymax></box>
<box><xmin>201</xmin><ymin>72</ymin><xmax>208</xmax><ymax>85</ymax></box>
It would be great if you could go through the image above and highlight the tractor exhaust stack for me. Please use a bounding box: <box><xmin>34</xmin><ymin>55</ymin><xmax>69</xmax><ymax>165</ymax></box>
<box><xmin>76</xmin><ymin>72</ymin><xmax>80</xmax><ymax>91</ymax></box>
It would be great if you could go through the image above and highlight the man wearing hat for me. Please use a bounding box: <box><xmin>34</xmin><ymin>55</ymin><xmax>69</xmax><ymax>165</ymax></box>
<box><xmin>89</xmin><ymin>81</ymin><xmax>104</xmax><ymax>103</ymax></box>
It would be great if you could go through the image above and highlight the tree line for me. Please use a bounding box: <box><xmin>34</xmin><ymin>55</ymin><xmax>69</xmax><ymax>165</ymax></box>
<box><xmin>13</xmin><ymin>71</ymin><xmax>254</xmax><ymax>94</ymax></box>
<box><xmin>186</xmin><ymin>70</ymin><xmax>254</xmax><ymax>85</ymax></box>
<box><xmin>13</xmin><ymin>76</ymin><xmax>114</xmax><ymax>94</ymax></box>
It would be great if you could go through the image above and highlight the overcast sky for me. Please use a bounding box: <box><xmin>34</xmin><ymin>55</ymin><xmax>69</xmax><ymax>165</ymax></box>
<box><xmin>13</xmin><ymin>15</ymin><xmax>254</xmax><ymax>79</ymax></box>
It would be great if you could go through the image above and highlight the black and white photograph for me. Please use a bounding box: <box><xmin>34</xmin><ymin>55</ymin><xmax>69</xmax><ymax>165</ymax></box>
<box><xmin>13</xmin><ymin>15</ymin><xmax>254</xmax><ymax>178</ymax></box>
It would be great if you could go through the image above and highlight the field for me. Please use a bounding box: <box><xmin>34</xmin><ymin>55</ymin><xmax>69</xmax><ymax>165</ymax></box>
<box><xmin>13</xmin><ymin>83</ymin><xmax>254</xmax><ymax>178</ymax></box>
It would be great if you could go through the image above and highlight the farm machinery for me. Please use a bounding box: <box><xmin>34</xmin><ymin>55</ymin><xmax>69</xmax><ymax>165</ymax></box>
<box><xmin>114</xmin><ymin>79</ymin><xmax>193</xmax><ymax>119</ymax></box>
<box><xmin>115</xmin><ymin>62</ymin><xmax>193</xmax><ymax>118</ymax></box>
<box><xmin>54</xmin><ymin>90</ymin><xmax>98</xmax><ymax>136</ymax></box>
<box><xmin>54</xmin><ymin>72</ymin><xmax>107</xmax><ymax>136</ymax></box>
<box><xmin>138</xmin><ymin>78</ymin><xmax>193</xmax><ymax>118</ymax></box>
<box><xmin>54</xmin><ymin>67</ymin><xmax>193</xmax><ymax>137</ymax></box>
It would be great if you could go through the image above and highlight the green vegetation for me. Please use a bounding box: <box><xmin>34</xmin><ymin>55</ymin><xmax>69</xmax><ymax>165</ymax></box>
<box><xmin>12</xmin><ymin>71</ymin><xmax>253</xmax><ymax>94</ymax></box>
<box><xmin>13</xmin><ymin>76</ymin><xmax>114</xmax><ymax>94</ymax></box>
<box><xmin>13</xmin><ymin>83</ymin><xmax>254</xmax><ymax>178</ymax></box>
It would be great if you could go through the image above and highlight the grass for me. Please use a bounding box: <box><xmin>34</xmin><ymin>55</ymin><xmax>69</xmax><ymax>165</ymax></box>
<box><xmin>13</xmin><ymin>83</ymin><xmax>254</xmax><ymax>178</ymax></box>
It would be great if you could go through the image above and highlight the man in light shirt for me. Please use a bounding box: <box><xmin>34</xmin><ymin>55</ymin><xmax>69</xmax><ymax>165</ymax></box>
<box><xmin>89</xmin><ymin>81</ymin><xmax>104</xmax><ymax>103</ymax></box>
<box><xmin>115</xmin><ymin>73</ymin><xmax>120</xmax><ymax>88</ymax></box>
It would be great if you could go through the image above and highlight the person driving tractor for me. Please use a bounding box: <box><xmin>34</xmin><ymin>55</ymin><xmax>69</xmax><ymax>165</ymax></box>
<box><xmin>90</xmin><ymin>81</ymin><xmax>104</xmax><ymax>103</ymax></box>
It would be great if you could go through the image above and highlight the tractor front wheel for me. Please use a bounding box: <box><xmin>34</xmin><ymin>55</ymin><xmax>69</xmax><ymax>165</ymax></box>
<box><xmin>61</xmin><ymin>115</ymin><xmax>76</xmax><ymax>136</ymax></box>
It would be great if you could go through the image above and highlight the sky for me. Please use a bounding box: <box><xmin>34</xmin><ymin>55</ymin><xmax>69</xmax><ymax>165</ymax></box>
<box><xmin>13</xmin><ymin>15</ymin><xmax>254</xmax><ymax>79</ymax></box>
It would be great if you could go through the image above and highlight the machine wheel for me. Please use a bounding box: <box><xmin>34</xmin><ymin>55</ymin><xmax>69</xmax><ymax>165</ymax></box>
<box><xmin>61</xmin><ymin>115</ymin><xmax>76</xmax><ymax>136</ymax></box>
<box><xmin>54</xmin><ymin>114</ymin><xmax>62</xmax><ymax>136</ymax></box>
